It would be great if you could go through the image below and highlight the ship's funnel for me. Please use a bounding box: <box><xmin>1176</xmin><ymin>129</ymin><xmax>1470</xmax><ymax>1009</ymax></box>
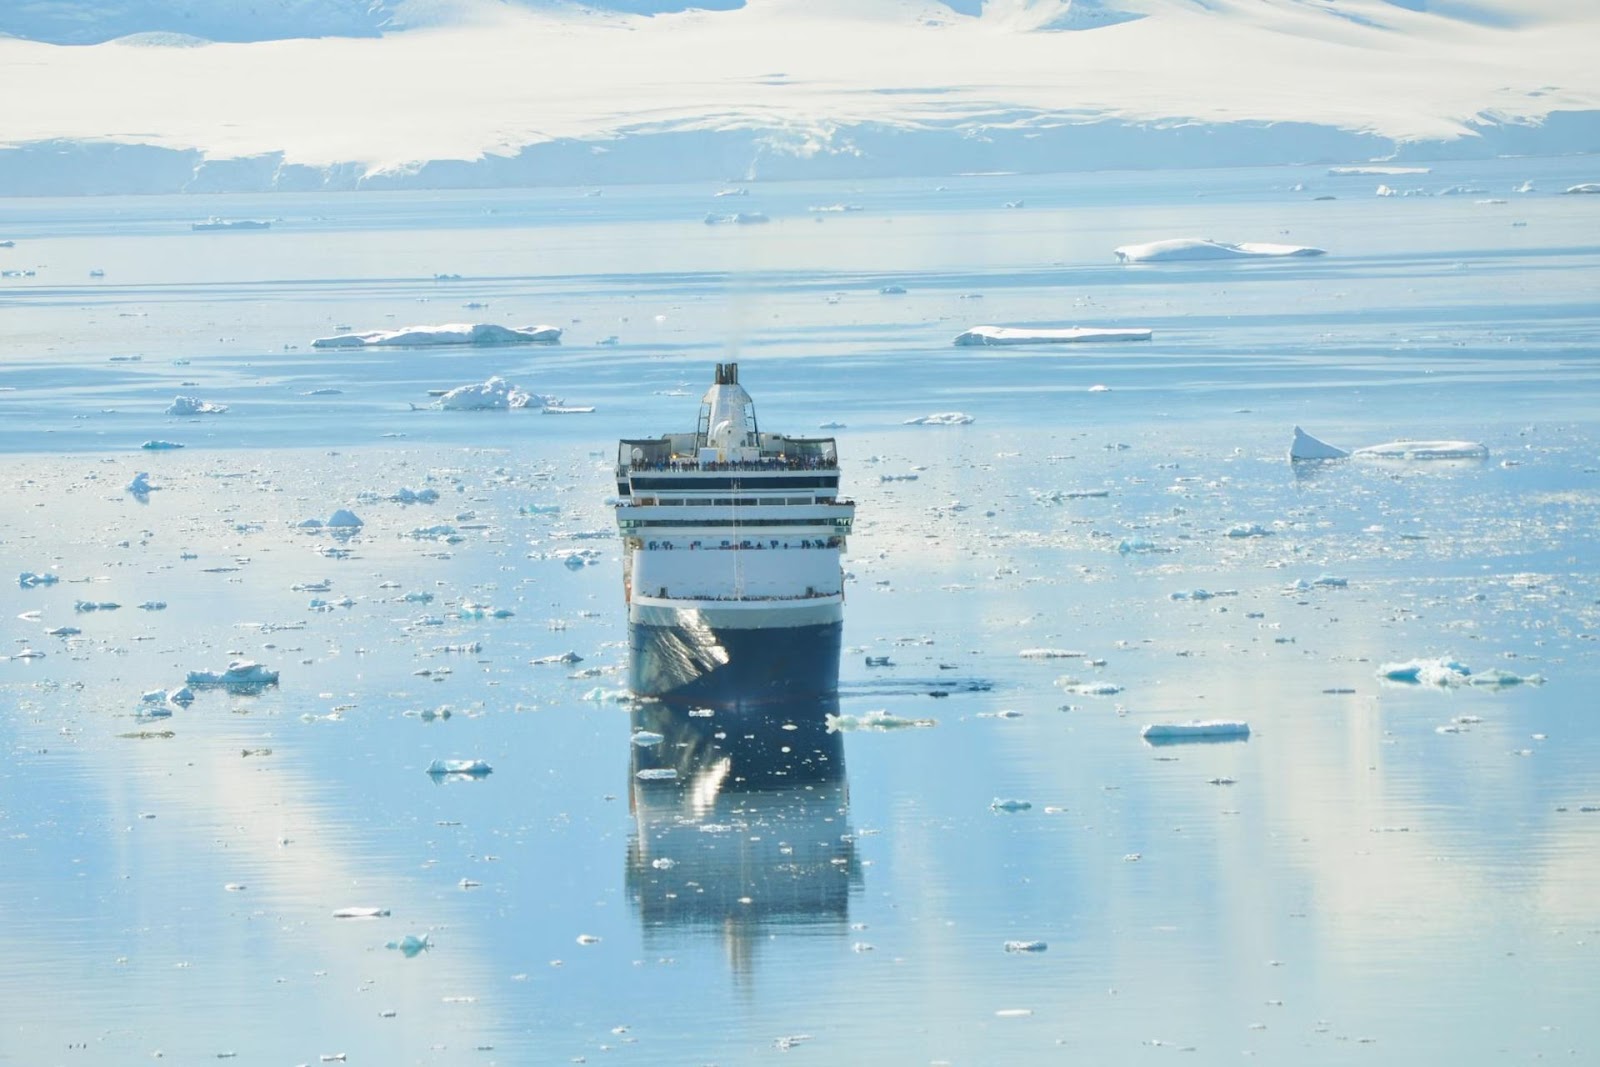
<box><xmin>701</xmin><ymin>362</ymin><xmax>756</xmax><ymax>455</ymax></box>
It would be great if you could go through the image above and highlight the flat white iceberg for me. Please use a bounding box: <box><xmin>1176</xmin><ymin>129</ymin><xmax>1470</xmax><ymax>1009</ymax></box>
<box><xmin>1004</xmin><ymin>940</ymin><xmax>1048</xmax><ymax>953</ymax></box>
<box><xmin>311</xmin><ymin>322</ymin><xmax>561</xmax><ymax>348</ymax></box>
<box><xmin>904</xmin><ymin>412</ymin><xmax>974</xmax><ymax>425</ymax></box>
<box><xmin>187</xmin><ymin>660</ymin><xmax>280</xmax><ymax>688</ymax></box>
<box><xmin>333</xmin><ymin>907</ymin><xmax>390</xmax><ymax>919</ymax></box>
<box><xmin>1564</xmin><ymin>183</ymin><xmax>1600</xmax><ymax>194</ymax></box>
<box><xmin>1290</xmin><ymin>426</ymin><xmax>1486</xmax><ymax>461</ymax></box>
<box><xmin>426</xmin><ymin>758</ymin><xmax>493</xmax><ymax>777</ymax></box>
<box><xmin>953</xmin><ymin>325</ymin><xmax>1152</xmax><ymax>345</ymax></box>
<box><xmin>19</xmin><ymin>571</ymin><xmax>60</xmax><ymax>587</ymax></box>
<box><xmin>1141</xmin><ymin>720</ymin><xmax>1252</xmax><ymax>743</ymax></box>
<box><xmin>167</xmin><ymin>396</ymin><xmax>227</xmax><ymax>416</ymax></box>
<box><xmin>1114</xmin><ymin>238</ymin><xmax>1325</xmax><ymax>263</ymax></box>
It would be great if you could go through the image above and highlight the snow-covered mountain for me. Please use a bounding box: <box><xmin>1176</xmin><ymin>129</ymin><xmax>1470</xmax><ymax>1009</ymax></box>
<box><xmin>0</xmin><ymin>0</ymin><xmax>1594</xmax><ymax>194</ymax></box>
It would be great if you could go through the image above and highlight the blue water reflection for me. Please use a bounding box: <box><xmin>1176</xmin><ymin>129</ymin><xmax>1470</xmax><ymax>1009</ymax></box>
<box><xmin>627</xmin><ymin>699</ymin><xmax>860</xmax><ymax>966</ymax></box>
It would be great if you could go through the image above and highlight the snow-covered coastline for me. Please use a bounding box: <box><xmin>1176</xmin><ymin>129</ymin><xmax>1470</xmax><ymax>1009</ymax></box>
<box><xmin>0</xmin><ymin>0</ymin><xmax>1595</xmax><ymax>197</ymax></box>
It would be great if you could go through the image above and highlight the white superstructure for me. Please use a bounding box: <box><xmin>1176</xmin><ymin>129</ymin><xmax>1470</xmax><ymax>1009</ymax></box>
<box><xmin>615</xmin><ymin>362</ymin><xmax>854</xmax><ymax>632</ymax></box>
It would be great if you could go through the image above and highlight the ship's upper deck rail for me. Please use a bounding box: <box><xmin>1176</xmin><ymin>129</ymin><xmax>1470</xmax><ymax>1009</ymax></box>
<box><xmin>626</xmin><ymin>457</ymin><xmax>837</xmax><ymax>473</ymax></box>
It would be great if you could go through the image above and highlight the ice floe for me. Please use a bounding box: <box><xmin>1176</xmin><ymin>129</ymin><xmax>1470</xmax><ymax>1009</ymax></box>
<box><xmin>1141</xmin><ymin>720</ymin><xmax>1252</xmax><ymax>743</ymax></box>
<box><xmin>990</xmin><ymin>798</ymin><xmax>1032</xmax><ymax>812</ymax></box>
<box><xmin>904</xmin><ymin>412</ymin><xmax>974</xmax><ymax>425</ymax></box>
<box><xmin>19</xmin><ymin>571</ymin><xmax>59</xmax><ymax>587</ymax></box>
<box><xmin>826</xmin><ymin>710</ymin><xmax>936</xmax><ymax>731</ymax></box>
<box><xmin>1563</xmin><ymin>183</ymin><xmax>1600</xmax><ymax>194</ymax></box>
<box><xmin>1290</xmin><ymin>426</ymin><xmax>1487</xmax><ymax>461</ymax></box>
<box><xmin>436</xmin><ymin>376</ymin><xmax>553</xmax><ymax>411</ymax></box>
<box><xmin>1003</xmin><ymin>940</ymin><xmax>1048</xmax><ymax>953</ymax></box>
<box><xmin>333</xmin><ymin>907</ymin><xmax>389</xmax><ymax>919</ymax></box>
<box><xmin>635</xmin><ymin>768</ymin><xmax>677</xmax><ymax>781</ymax></box>
<box><xmin>186</xmin><ymin>660</ymin><xmax>280</xmax><ymax>689</ymax></box>
<box><xmin>167</xmin><ymin>396</ymin><xmax>227</xmax><ymax>416</ymax></box>
<box><xmin>953</xmin><ymin>325</ymin><xmax>1152</xmax><ymax>345</ymax></box>
<box><xmin>386</xmin><ymin>934</ymin><xmax>432</xmax><ymax>957</ymax></box>
<box><xmin>126</xmin><ymin>471</ymin><xmax>155</xmax><ymax>496</ymax></box>
<box><xmin>390</xmin><ymin>487</ymin><xmax>441</xmax><ymax>504</ymax></box>
<box><xmin>426</xmin><ymin>758</ymin><xmax>493</xmax><ymax>777</ymax></box>
<box><xmin>1018</xmin><ymin>648</ymin><xmax>1084</xmax><ymax>659</ymax></box>
<box><xmin>1114</xmin><ymin>238</ymin><xmax>1325</xmax><ymax>262</ymax></box>
<box><xmin>141</xmin><ymin>440</ymin><xmax>184</xmax><ymax>450</ymax></box>
<box><xmin>311</xmin><ymin>322</ymin><xmax>561</xmax><ymax>348</ymax></box>
<box><xmin>1378</xmin><ymin>657</ymin><xmax>1544</xmax><ymax>688</ymax></box>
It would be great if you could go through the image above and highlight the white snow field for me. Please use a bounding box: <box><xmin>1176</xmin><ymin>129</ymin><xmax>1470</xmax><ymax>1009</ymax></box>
<box><xmin>0</xmin><ymin>0</ymin><xmax>1597</xmax><ymax>193</ymax></box>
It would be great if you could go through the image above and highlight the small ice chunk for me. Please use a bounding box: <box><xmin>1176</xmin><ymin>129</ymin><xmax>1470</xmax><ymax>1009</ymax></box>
<box><xmin>1564</xmin><ymin>183</ymin><xmax>1600</xmax><ymax>194</ymax></box>
<box><xmin>904</xmin><ymin>412</ymin><xmax>975</xmax><ymax>426</ymax></box>
<box><xmin>1378</xmin><ymin>657</ymin><xmax>1472</xmax><ymax>686</ymax></box>
<box><xmin>333</xmin><ymin>907</ymin><xmax>390</xmax><ymax>919</ymax></box>
<box><xmin>166</xmin><ymin>396</ymin><xmax>227</xmax><ymax>416</ymax></box>
<box><xmin>1004</xmin><ymin>940</ymin><xmax>1048</xmax><ymax>953</ymax></box>
<box><xmin>1353</xmin><ymin>439</ymin><xmax>1488</xmax><ymax>460</ymax></box>
<box><xmin>139</xmin><ymin>600</ymin><xmax>168</xmax><ymax>610</ymax></box>
<box><xmin>386</xmin><ymin>934</ymin><xmax>432</xmax><ymax>957</ymax></box>
<box><xmin>141</xmin><ymin>440</ymin><xmax>184</xmax><ymax>450</ymax></box>
<box><xmin>126</xmin><ymin>471</ymin><xmax>155</xmax><ymax>496</ymax></box>
<box><xmin>426</xmin><ymin>758</ymin><xmax>492</xmax><ymax>777</ymax></box>
<box><xmin>1018</xmin><ymin>648</ymin><xmax>1084</xmax><ymax>659</ymax></box>
<box><xmin>47</xmin><ymin>626</ymin><xmax>82</xmax><ymax>637</ymax></box>
<box><xmin>1289</xmin><ymin>426</ymin><xmax>1350</xmax><ymax>461</ymax></box>
<box><xmin>826</xmin><ymin>710</ymin><xmax>937</xmax><ymax>732</ymax></box>
<box><xmin>74</xmin><ymin>600</ymin><xmax>121</xmax><ymax>612</ymax></box>
<box><xmin>1141</xmin><ymin>720</ymin><xmax>1252</xmax><ymax>743</ymax></box>
<box><xmin>186</xmin><ymin>660</ymin><xmax>279</xmax><ymax>688</ymax></box>
<box><xmin>19</xmin><ymin>571</ymin><xmax>60</xmax><ymax>587</ymax></box>
<box><xmin>990</xmin><ymin>798</ymin><xmax>1033</xmax><ymax>812</ymax></box>
<box><xmin>630</xmin><ymin>730</ymin><xmax>665</xmax><ymax>747</ymax></box>
<box><xmin>635</xmin><ymin>768</ymin><xmax>679</xmax><ymax>781</ymax></box>
<box><xmin>390</xmin><ymin>487</ymin><xmax>441</xmax><ymax>504</ymax></box>
<box><xmin>326</xmin><ymin>508</ymin><xmax>363</xmax><ymax>528</ymax></box>
<box><xmin>1227</xmin><ymin>523</ymin><xmax>1272</xmax><ymax>539</ymax></box>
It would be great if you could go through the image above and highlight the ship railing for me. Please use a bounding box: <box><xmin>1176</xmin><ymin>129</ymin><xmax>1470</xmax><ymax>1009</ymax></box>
<box><xmin>625</xmin><ymin>457</ymin><xmax>838</xmax><ymax>473</ymax></box>
<box><xmin>639</xmin><ymin>590</ymin><xmax>842</xmax><ymax>602</ymax></box>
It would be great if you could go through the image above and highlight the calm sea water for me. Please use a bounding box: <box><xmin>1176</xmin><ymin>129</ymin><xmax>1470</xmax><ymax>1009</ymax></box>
<box><xmin>3</xmin><ymin>158</ymin><xmax>1599</xmax><ymax>1065</ymax></box>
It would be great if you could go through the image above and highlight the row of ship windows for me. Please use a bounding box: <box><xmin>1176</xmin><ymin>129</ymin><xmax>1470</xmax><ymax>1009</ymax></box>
<box><xmin>641</xmin><ymin>537</ymin><xmax>843</xmax><ymax>550</ymax></box>
<box><xmin>631</xmin><ymin>496</ymin><xmax>827</xmax><ymax>507</ymax></box>
<box><xmin>619</xmin><ymin>517</ymin><xmax>853</xmax><ymax>530</ymax></box>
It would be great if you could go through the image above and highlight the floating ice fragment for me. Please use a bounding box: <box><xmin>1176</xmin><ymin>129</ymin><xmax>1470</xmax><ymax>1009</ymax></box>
<box><xmin>386</xmin><ymin>934</ymin><xmax>432</xmax><ymax>957</ymax></box>
<box><xmin>19</xmin><ymin>571</ymin><xmax>59</xmax><ymax>588</ymax></box>
<box><xmin>1378</xmin><ymin>657</ymin><xmax>1472</xmax><ymax>685</ymax></box>
<box><xmin>326</xmin><ymin>508</ymin><xmax>363</xmax><ymax>528</ymax></box>
<box><xmin>576</xmin><ymin>934</ymin><xmax>601</xmax><ymax>945</ymax></box>
<box><xmin>312</xmin><ymin>322</ymin><xmax>560</xmax><ymax>348</ymax></box>
<box><xmin>166</xmin><ymin>396</ymin><xmax>227</xmax><ymax>416</ymax></box>
<box><xmin>437</xmin><ymin>376</ymin><xmax>545</xmax><ymax>411</ymax></box>
<box><xmin>1117</xmin><ymin>537</ymin><xmax>1169</xmax><ymax>555</ymax></box>
<box><xmin>1115</xmin><ymin>238</ymin><xmax>1324</xmax><ymax>262</ymax></box>
<box><xmin>46</xmin><ymin>626</ymin><xmax>82</xmax><ymax>637</ymax></box>
<box><xmin>1227</xmin><ymin>523</ymin><xmax>1272</xmax><ymax>538</ymax></box>
<box><xmin>635</xmin><ymin>768</ymin><xmax>679</xmax><ymax>781</ymax></box>
<box><xmin>427</xmin><ymin>758</ymin><xmax>492</xmax><ymax>777</ymax></box>
<box><xmin>1328</xmin><ymin>165</ymin><xmax>1431</xmax><ymax>176</ymax></box>
<box><xmin>139</xmin><ymin>600</ymin><xmax>168</xmax><ymax>610</ymax></box>
<box><xmin>826</xmin><ymin>710</ymin><xmax>936</xmax><ymax>732</ymax></box>
<box><xmin>141</xmin><ymin>440</ymin><xmax>184</xmax><ymax>450</ymax></box>
<box><xmin>991</xmin><ymin>798</ymin><xmax>1033</xmax><ymax>812</ymax></box>
<box><xmin>1291</xmin><ymin>426</ymin><xmax>1487</xmax><ymax>461</ymax></box>
<box><xmin>1004</xmin><ymin>940</ymin><xmax>1048</xmax><ymax>953</ymax></box>
<box><xmin>1141</xmin><ymin>720</ymin><xmax>1252</xmax><ymax>743</ymax></box>
<box><xmin>1056</xmin><ymin>678</ymin><xmax>1123</xmax><ymax>696</ymax></box>
<box><xmin>75</xmin><ymin>600</ymin><xmax>121</xmax><ymax>612</ymax></box>
<box><xmin>904</xmin><ymin>412</ymin><xmax>974</xmax><ymax>425</ymax></box>
<box><xmin>630</xmin><ymin>730</ymin><xmax>665</xmax><ymax>747</ymax></box>
<box><xmin>167</xmin><ymin>686</ymin><xmax>194</xmax><ymax>705</ymax></box>
<box><xmin>954</xmin><ymin>325</ymin><xmax>1152</xmax><ymax>345</ymax></box>
<box><xmin>994</xmin><ymin>1008</ymin><xmax>1033</xmax><ymax>1018</ymax></box>
<box><xmin>390</xmin><ymin>487</ymin><xmax>441</xmax><ymax>504</ymax></box>
<box><xmin>333</xmin><ymin>907</ymin><xmax>389</xmax><ymax>919</ymax></box>
<box><xmin>188</xmin><ymin>660</ymin><xmax>279</xmax><ymax>688</ymax></box>
<box><xmin>126</xmin><ymin>471</ymin><xmax>155</xmax><ymax>496</ymax></box>
<box><xmin>1019</xmin><ymin>648</ymin><xmax>1084</xmax><ymax>659</ymax></box>
<box><xmin>1564</xmin><ymin>183</ymin><xmax>1600</xmax><ymax>194</ymax></box>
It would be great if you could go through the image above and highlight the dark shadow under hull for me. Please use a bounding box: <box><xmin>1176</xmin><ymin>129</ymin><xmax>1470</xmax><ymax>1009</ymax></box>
<box><xmin>628</xmin><ymin>620</ymin><xmax>842</xmax><ymax>709</ymax></box>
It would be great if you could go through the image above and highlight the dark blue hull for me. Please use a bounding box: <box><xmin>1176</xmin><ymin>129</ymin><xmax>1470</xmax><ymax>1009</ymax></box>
<box><xmin>628</xmin><ymin>620</ymin><xmax>842</xmax><ymax>709</ymax></box>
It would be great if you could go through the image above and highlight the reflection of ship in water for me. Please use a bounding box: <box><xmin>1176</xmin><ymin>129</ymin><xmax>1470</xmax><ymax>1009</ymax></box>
<box><xmin>626</xmin><ymin>697</ymin><xmax>860</xmax><ymax>972</ymax></box>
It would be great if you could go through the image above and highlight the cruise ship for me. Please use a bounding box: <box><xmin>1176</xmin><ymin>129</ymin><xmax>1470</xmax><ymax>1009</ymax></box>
<box><xmin>614</xmin><ymin>363</ymin><xmax>855</xmax><ymax>707</ymax></box>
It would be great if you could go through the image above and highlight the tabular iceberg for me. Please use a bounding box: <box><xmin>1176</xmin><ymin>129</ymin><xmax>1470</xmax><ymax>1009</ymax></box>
<box><xmin>311</xmin><ymin>323</ymin><xmax>561</xmax><ymax>348</ymax></box>
<box><xmin>953</xmin><ymin>325</ymin><xmax>1152</xmax><ymax>346</ymax></box>
<box><xmin>1114</xmin><ymin>238</ymin><xmax>1325</xmax><ymax>263</ymax></box>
